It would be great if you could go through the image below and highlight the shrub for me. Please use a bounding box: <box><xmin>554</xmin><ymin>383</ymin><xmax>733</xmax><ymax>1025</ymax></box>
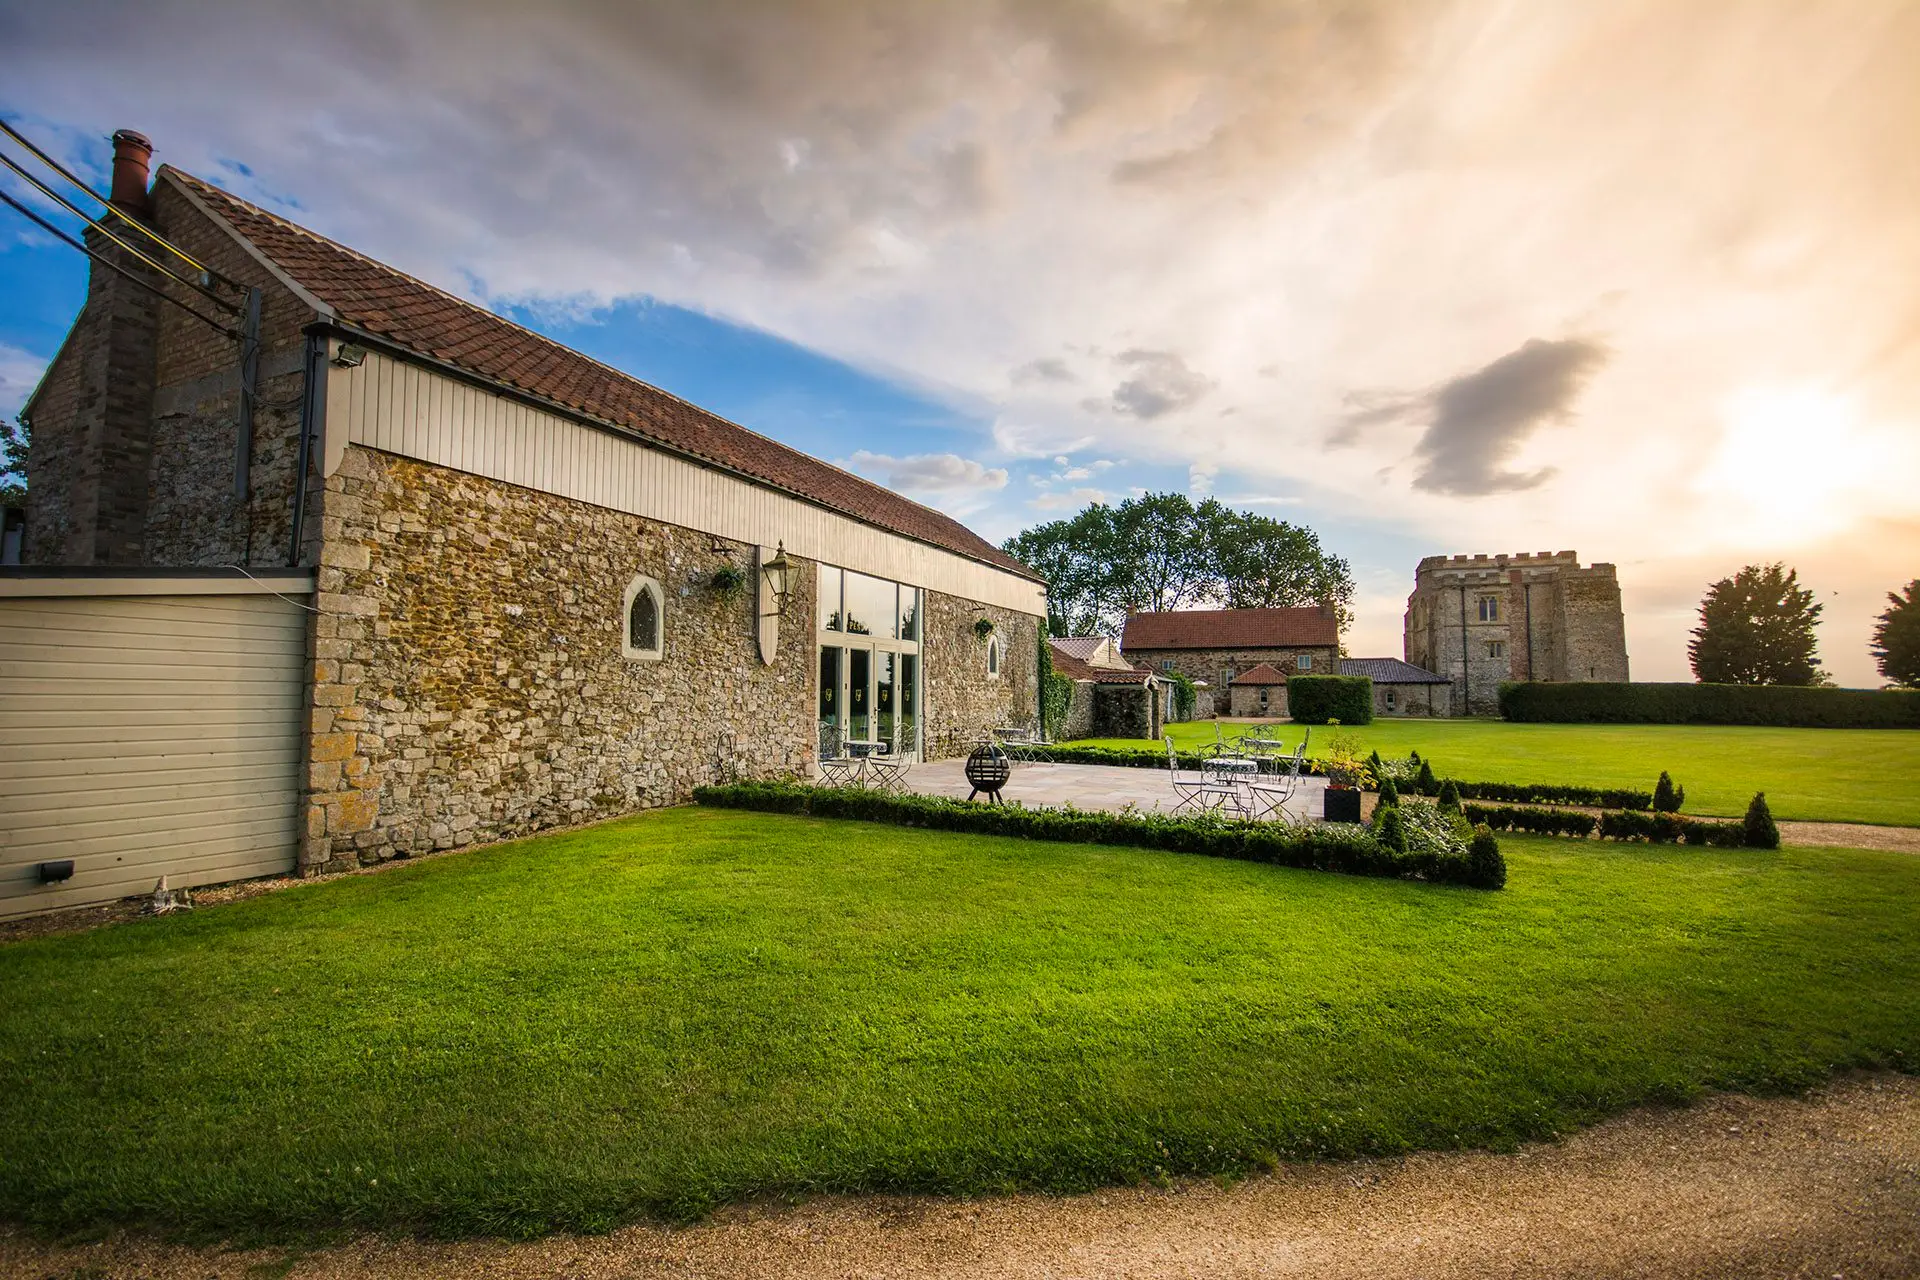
<box><xmin>1497</xmin><ymin>681</ymin><xmax>1920</xmax><ymax>729</ymax></box>
<box><xmin>1168</xmin><ymin>672</ymin><xmax>1199</xmax><ymax>721</ymax></box>
<box><xmin>1376</xmin><ymin>775</ymin><xmax>1400</xmax><ymax>808</ymax></box>
<box><xmin>1463</xmin><ymin>803</ymin><xmax>1597</xmax><ymax>839</ymax></box>
<box><xmin>1436</xmin><ymin>779</ymin><xmax>1462</xmax><ymax>814</ymax></box>
<box><xmin>1744</xmin><ymin>792</ymin><xmax>1781</xmax><ymax>849</ymax></box>
<box><xmin>1596</xmin><ymin>809</ymin><xmax>1748</xmax><ymax>847</ymax></box>
<box><xmin>693</xmin><ymin>782</ymin><xmax>1504</xmax><ymax>889</ymax></box>
<box><xmin>1449</xmin><ymin>779</ymin><xmax>1651</xmax><ymax>810</ymax></box>
<box><xmin>1373</xmin><ymin>804</ymin><xmax>1407</xmax><ymax>852</ymax></box>
<box><xmin>1651</xmin><ymin>772</ymin><xmax>1684</xmax><ymax>813</ymax></box>
<box><xmin>1287</xmin><ymin>675</ymin><xmax>1374</xmax><ymax>725</ymax></box>
<box><xmin>1467</xmin><ymin>824</ymin><xmax>1507</xmax><ymax>890</ymax></box>
<box><xmin>1415</xmin><ymin>759</ymin><xmax>1439</xmax><ymax>796</ymax></box>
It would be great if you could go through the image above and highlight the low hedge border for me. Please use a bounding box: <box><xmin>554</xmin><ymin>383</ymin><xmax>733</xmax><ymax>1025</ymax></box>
<box><xmin>1464</xmin><ymin>802</ymin><xmax>1757</xmax><ymax>847</ymax></box>
<box><xmin>694</xmin><ymin>781</ymin><xmax>1506</xmax><ymax>889</ymax></box>
<box><xmin>1052</xmin><ymin>744</ymin><xmax>1653</xmax><ymax>809</ymax></box>
<box><xmin>1499</xmin><ymin>680</ymin><xmax>1920</xmax><ymax>728</ymax></box>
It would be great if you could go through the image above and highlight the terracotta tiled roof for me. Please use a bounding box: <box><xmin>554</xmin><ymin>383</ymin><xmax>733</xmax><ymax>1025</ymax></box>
<box><xmin>1049</xmin><ymin>647</ymin><xmax>1154</xmax><ymax>684</ymax></box>
<box><xmin>1049</xmin><ymin>635</ymin><xmax>1108</xmax><ymax>663</ymax></box>
<box><xmin>1339</xmin><ymin>657</ymin><xmax>1450</xmax><ymax>684</ymax></box>
<box><xmin>161</xmin><ymin>168</ymin><xmax>1040</xmax><ymax>583</ymax></box>
<box><xmin>1122</xmin><ymin>606</ymin><xmax>1337</xmax><ymax>651</ymax></box>
<box><xmin>1227</xmin><ymin>662</ymin><xmax>1291</xmax><ymax>686</ymax></box>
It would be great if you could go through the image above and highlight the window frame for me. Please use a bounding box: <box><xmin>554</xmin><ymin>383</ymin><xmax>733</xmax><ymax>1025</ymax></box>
<box><xmin>622</xmin><ymin>574</ymin><xmax>666</xmax><ymax>661</ymax></box>
<box><xmin>1296</xmin><ymin>653</ymin><xmax>1312</xmax><ymax>671</ymax></box>
<box><xmin>987</xmin><ymin>635</ymin><xmax>1001</xmax><ymax>679</ymax></box>
<box><xmin>1487</xmin><ymin>639</ymin><xmax>1506</xmax><ymax>660</ymax></box>
<box><xmin>1477</xmin><ymin>595</ymin><xmax>1500</xmax><ymax>623</ymax></box>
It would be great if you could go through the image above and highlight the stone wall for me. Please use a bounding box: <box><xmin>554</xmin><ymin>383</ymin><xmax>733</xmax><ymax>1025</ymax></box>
<box><xmin>1372</xmin><ymin>683</ymin><xmax>1448</xmax><ymax>718</ymax></box>
<box><xmin>301</xmin><ymin>446</ymin><xmax>816</xmax><ymax>872</ymax></box>
<box><xmin>1228</xmin><ymin>684</ymin><xmax>1287</xmax><ymax>718</ymax></box>
<box><xmin>1059</xmin><ymin>679</ymin><xmax>1097</xmax><ymax>741</ymax></box>
<box><xmin>1090</xmin><ymin>684</ymin><xmax>1156</xmax><ymax>739</ymax></box>
<box><xmin>922</xmin><ymin>592</ymin><xmax>1039</xmax><ymax>759</ymax></box>
<box><xmin>1124</xmin><ymin>645</ymin><xmax>1337</xmax><ymax>716</ymax></box>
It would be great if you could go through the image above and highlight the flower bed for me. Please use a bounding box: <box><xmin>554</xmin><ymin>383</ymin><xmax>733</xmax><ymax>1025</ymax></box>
<box><xmin>693</xmin><ymin>782</ymin><xmax>1507</xmax><ymax>889</ymax></box>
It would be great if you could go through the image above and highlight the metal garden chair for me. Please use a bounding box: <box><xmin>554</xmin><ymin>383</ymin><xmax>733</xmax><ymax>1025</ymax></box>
<box><xmin>1166</xmin><ymin>736</ymin><xmax>1242</xmax><ymax>816</ymax></box>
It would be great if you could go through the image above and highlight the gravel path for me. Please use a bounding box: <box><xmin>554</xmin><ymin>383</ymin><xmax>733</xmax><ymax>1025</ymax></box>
<box><xmin>6</xmin><ymin>1074</ymin><xmax>1915</xmax><ymax>1279</ymax></box>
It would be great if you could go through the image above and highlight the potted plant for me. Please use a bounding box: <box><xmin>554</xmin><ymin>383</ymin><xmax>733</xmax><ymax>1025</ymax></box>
<box><xmin>973</xmin><ymin>616</ymin><xmax>996</xmax><ymax>642</ymax></box>
<box><xmin>1320</xmin><ymin>726</ymin><xmax>1374</xmax><ymax>823</ymax></box>
<box><xmin>710</xmin><ymin>564</ymin><xmax>747</xmax><ymax>597</ymax></box>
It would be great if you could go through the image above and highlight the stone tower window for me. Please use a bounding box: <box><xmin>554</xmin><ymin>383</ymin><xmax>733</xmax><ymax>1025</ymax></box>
<box><xmin>623</xmin><ymin>574</ymin><xmax>665</xmax><ymax>661</ymax></box>
<box><xmin>1487</xmin><ymin>640</ymin><xmax>1506</xmax><ymax>659</ymax></box>
<box><xmin>987</xmin><ymin>635</ymin><xmax>1002</xmax><ymax>678</ymax></box>
<box><xmin>1477</xmin><ymin>595</ymin><xmax>1500</xmax><ymax>622</ymax></box>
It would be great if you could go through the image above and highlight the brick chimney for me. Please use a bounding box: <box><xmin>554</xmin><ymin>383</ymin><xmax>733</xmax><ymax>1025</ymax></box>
<box><xmin>24</xmin><ymin>129</ymin><xmax>160</xmax><ymax>563</ymax></box>
<box><xmin>108</xmin><ymin>129</ymin><xmax>154</xmax><ymax>219</ymax></box>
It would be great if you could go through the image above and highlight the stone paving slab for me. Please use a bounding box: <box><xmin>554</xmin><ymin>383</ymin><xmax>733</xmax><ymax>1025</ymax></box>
<box><xmin>890</xmin><ymin>758</ymin><xmax>1329</xmax><ymax>823</ymax></box>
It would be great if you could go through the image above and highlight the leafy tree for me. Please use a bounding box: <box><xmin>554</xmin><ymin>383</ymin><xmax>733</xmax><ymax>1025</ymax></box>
<box><xmin>1688</xmin><ymin>563</ymin><xmax>1825</xmax><ymax>686</ymax></box>
<box><xmin>1003</xmin><ymin>491</ymin><xmax>1354</xmax><ymax>637</ymax></box>
<box><xmin>1870</xmin><ymin>580</ymin><xmax>1920</xmax><ymax>688</ymax></box>
<box><xmin>0</xmin><ymin>415</ymin><xmax>27</xmax><ymax>508</ymax></box>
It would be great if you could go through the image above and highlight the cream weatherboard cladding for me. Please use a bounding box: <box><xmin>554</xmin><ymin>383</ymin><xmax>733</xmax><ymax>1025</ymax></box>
<box><xmin>0</xmin><ymin>584</ymin><xmax>309</xmax><ymax>919</ymax></box>
<box><xmin>324</xmin><ymin>349</ymin><xmax>1045</xmax><ymax>617</ymax></box>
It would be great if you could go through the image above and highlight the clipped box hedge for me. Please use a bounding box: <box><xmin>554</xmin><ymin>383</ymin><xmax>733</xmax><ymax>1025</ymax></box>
<box><xmin>1287</xmin><ymin>674</ymin><xmax>1374</xmax><ymax>725</ymax></box>
<box><xmin>1498</xmin><ymin>680</ymin><xmax>1920</xmax><ymax>728</ymax></box>
<box><xmin>1463</xmin><ymin>802</ymin><xmax>1755</xmax><ymax>847</ymax></box>
<box><xmin>694</xmin><ymin>781</ymin><xmax>1505</xmax><ymax>889</ymax></box>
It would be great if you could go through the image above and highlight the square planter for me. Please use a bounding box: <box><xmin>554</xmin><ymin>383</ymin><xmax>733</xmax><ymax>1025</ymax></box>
<box><xmin>1323</xmin><ymin>787</ymin><xmax>1363</xmax><ymax>823</ymax></box>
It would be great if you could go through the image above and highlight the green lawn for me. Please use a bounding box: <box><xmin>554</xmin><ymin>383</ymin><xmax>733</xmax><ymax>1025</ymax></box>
<box><xmin>1073</xmin><ymin>720</ymin><xmax>1920</xmax><ymax>827</ymax></box>
<box><xmin>2</xmin><ymin>807</ymin><xmax>1916</xmax><ymax>1240</ymax></box>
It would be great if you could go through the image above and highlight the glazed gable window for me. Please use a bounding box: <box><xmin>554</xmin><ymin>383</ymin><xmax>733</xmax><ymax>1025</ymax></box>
<box><xmin>623</xmin><ymin>575</ymin><xmax>665</xmax><ymax>661</ymax></box>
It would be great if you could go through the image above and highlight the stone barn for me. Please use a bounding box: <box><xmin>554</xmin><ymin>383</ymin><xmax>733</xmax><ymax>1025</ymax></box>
<box><xmin>1047</xmin><ymin>636</ymin><xmax>1161</xmax><ymax>740</ymax></box>
<box><xmin>3</xmin><ymin>129</ymin><xmax>1043</xmax><ymax>918</ymax></box>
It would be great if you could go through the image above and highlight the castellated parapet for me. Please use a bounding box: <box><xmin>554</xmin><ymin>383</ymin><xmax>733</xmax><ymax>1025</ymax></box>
<box><xmin>1404</xmin><ymin>551</ymin><xmax>1629</xmax><ymax>717</ymax></box>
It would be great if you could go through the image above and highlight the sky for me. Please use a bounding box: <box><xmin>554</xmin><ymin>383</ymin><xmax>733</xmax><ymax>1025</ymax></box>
<box><xmin>2</xmin><ymin>0</ymin><xmax>1917</xmax><ymax>686</ymax></box>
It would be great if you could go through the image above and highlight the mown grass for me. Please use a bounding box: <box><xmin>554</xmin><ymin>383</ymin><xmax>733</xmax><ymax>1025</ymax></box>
<box><xmin>1075</xmin><ymin>719</ymin><xmax>1920</xmax><ymax>826</ymax></box>
<box><xmin>2</xmin><ymin>806</ymin><xmax>1916</xmax><ymax>1239</ymax></box>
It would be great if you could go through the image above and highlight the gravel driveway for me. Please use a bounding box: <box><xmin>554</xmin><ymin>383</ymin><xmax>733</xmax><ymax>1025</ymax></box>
<box><xmin>6</xmin><ymin>1074</ymin><xmax>1915</xmax><ymax>1279</ymax></box>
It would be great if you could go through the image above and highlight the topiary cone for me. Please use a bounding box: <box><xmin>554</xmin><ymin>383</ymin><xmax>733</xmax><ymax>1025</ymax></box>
<box><xmin>1437</xmin><ymin>778</ymin><xmax>1462</xmax><ymax>813</ymax></box>
<box><xmin>1743</xmin><ymin>792</ymin><xmax>1780</xmax><ymax>849</ymax></box>
<box><xmin>1377</xmin><ymin>776</ymin><xmax>1400</xmax><ymax>807</ymax></box>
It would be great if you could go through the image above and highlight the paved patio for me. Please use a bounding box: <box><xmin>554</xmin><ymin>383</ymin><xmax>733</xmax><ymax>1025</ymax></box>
<box><xmin>891</xmin><ymin>757</ymin><xmax>1330</xmax><ymax>822</ymax></box>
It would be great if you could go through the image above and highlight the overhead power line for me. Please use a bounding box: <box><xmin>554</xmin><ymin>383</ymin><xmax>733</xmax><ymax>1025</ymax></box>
<box><xmin>0</xmin><ymin>117</ymin><xmax>223</xmax><ymax>283</ymax></box>
<box><xmin>0</xmin><ymin>147</ymin><xmax>236</xmax><ymax>311</ymax></box>
<box><xmin>0</xmin><ymin>188</ymin><xmax>239</xmax><ymax>338</ymax></box>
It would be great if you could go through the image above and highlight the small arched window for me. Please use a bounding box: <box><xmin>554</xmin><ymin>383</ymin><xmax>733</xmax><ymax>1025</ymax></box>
<box><xmin>987</xmin><ymin>635</ymin><xmax>1001</xmax><ymax>678</ymax></box>
<box><xmin>623</xmin><ymin>574</ymin><xmax>664</xmax><ymax>661</ymax></box>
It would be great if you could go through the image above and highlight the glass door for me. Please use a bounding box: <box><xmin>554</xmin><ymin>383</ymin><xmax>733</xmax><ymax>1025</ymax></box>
<box><xmin>847</xmin><ymin>645</ymin><xmax>872</xmax><ymax>746</ymax></box>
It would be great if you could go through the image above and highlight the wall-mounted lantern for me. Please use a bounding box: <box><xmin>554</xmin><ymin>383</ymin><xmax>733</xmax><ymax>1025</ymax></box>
<box><xmin>756</xmin><ymin>543</ymin><xmax>791</xmax><ymax>666</ymax></box>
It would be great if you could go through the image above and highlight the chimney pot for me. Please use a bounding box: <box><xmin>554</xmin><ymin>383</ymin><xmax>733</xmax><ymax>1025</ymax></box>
<box><xmin>109</xmin><ymin>129</ymin><xmax>153</xmax><ymax>217</ymax></box>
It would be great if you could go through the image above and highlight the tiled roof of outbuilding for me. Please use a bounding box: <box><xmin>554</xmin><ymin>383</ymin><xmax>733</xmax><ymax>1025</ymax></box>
<box><xmin>1339</xmin><ymin>657</ymin><xmax>1451</xmax><ymax>684</ymax></box>
<box><xmin>1049</xmin><ymin>647</ymin><xmax>1156</xmax><ymax>685</ymax></box>
<box><xmin>1122</xmin><ymin>606</ymin><xmax>1337</xmax><ymax>651</ymax></box>
<box><xmin>160</xmin><ymin>168</ymin><xmax>1040</xmax><ymax>583</ymax></box>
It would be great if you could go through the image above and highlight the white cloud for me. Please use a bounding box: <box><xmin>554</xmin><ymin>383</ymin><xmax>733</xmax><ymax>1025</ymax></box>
<box><xmin>844</xmin><ymin>450</ymin><xmax>1008</xmax><ymax>494</ymax></box>
<box><xmin>1032</xmin><ymin>486</ymin><xmax>1109</xmax><ymax>512</ymax></box>
<box><xmin>0</xmin><ymin>343</ymin><xmax>47</xmax><ymax>420</ymax></box>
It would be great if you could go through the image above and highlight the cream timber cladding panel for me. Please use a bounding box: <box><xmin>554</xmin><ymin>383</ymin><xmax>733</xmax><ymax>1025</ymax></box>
<box><xmin>327</xmin><ymin>350</ymin><xmax>1045</xmax><ymax>617</ymax></box>
<box><xmin>0</xmin><ymin>583</ymin><xmax>309</xmax><ymax>919</ymax></box>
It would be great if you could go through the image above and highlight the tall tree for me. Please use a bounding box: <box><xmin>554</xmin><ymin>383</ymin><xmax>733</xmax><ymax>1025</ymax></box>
<box><xmin>0</xmin><ymin>415</ymin><xmax>27</xmax><ymax>508</ymax></box>
<box><xmin>1871</xmin><ymin>580</ymin><xmax>1920</xmax><ymax>688</ymax></box>
<box><xmin>1688</xmin><ymin>563</ymin><xmax>1824</xmax><ymax>686</ymax></box>
<box><xmin>1003</xmin><ymin>491</ymin><xmax>1355</xmax><ymax>637</ymax></box>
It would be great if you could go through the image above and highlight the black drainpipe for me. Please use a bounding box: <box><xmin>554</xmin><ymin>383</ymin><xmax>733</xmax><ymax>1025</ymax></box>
<box><xmin>286</xmin><ymin>331</ymin><xmax>323</xmax><ymax>567</ymax></box>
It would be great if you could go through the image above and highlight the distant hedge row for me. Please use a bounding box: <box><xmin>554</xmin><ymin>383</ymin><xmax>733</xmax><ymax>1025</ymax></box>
<box><xmin>1498</xmin><ymin>681</ymin><xmax>1920</xmax><ymax>728</ymax></box>
<box><xmin>1287</xmin><ymin>674</ymin><xmax>1373</xmax><ymax>725</ymax></box>
<box><xmin>694</xmin><ymin>782</ymin><xmax>1506</xmax><ymax>888</ymax></box>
